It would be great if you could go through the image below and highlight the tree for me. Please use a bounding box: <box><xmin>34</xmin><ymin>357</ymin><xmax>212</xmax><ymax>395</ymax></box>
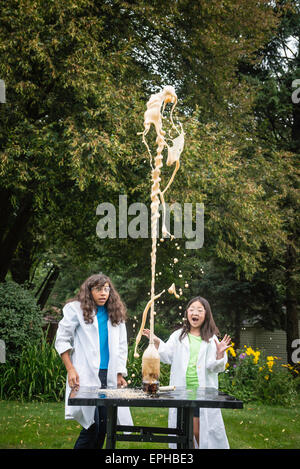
<box><xmin>0</xmin><ymin>0</ymin><xmax>148</xmax><ymax>283</ymax></box>
<box><xmin>237</xmin><ymin>0</ymin><xmax>300</xmax><ymax>364</ymax></box>
<box><xmin>48</xmin><ymin>119</ymin><xmax>288</xmax><ymax>342</ymax></box>
<box><xmin>188</xmin><ymin>258</ymin><xmax>285</xmax><ymax>348</ymax></box>
<box><xmin>1</xmin><ymin>0</ymin><xmax>288</xmax><ymax>345</ymax></box>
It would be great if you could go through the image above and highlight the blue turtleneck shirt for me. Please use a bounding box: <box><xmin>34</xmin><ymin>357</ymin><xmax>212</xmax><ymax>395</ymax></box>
<box><xmin>96</xmin><ymin>305</ymin><xmax>109</xmax><ymax>369</ymax></box>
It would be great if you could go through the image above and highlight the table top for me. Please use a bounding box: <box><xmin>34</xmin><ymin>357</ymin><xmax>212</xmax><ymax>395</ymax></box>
<box><xmin>68</xmin><ymin>386</ymin><xmax>243</xmax><ymax>409</ymax></box>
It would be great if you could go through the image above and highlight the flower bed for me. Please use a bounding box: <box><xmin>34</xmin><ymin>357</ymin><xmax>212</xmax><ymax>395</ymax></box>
<box><xmin>219</xmin><ymin>344</ymin><xmax>300</xmax><ymax>406</ymax></box>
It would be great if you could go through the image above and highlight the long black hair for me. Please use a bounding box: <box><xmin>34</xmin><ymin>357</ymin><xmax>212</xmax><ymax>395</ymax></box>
<box><xmin>179</xmin><ymin>296</ymin><xmax>219</xmax><ymax>342</ymax></box>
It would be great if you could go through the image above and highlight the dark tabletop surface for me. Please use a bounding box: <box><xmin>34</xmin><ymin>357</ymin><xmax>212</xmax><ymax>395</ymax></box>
<box><xmin>68</xmin><ymin>386</ymin><xmax>243</xmax><ymax>409</ymax></box>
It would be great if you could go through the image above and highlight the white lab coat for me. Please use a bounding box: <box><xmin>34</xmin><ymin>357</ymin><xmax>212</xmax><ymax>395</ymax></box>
<box><xmin>158</xmin><ymin>329</ymin><xmax>229</xmax><ymax>449</ymax></box>
<box><xmin>55</xmin><ymin>300</ymin><xmax>133</xmax><ymax>429</ymax></box>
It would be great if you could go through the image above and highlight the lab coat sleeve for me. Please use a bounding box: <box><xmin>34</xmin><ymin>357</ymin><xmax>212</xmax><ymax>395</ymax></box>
<box><xmin>157</xmin><ymin>331</ymin><xmax>178</xmax><ymax>365</ymax></box>
<box><xmin>206</xmin><ymin>335</ymin><xmax>228</xmax><ymax>373</ymax></box>
<box><xmin>117</xmin><ymin>322</ymin><xmax>128</xmax><ymax>377</ymax></box>
<box><xmin>55</xmin><ymin>303</ymin><xmax>79</xmax><ymax>356</ymax></box>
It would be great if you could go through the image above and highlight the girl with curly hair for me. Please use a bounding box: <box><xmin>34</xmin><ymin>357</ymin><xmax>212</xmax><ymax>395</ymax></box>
<box><xmin>55</xmin><ymin>273</ymin><xmax>132</xmax><ymax>449</ymax></box>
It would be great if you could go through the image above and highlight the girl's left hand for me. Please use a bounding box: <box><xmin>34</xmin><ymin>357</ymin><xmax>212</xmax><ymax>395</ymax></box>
<box><xmin>214</xmin><ymin>334</ymin><xmax>232</xmax><ymax>359</ymax></box>
<box><xmin>117</xmin><ymin>373</ymin><xmax>128</xmax><ymax>388</ymax></box>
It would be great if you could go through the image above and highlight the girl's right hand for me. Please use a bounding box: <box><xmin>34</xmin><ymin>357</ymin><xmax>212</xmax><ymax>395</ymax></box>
<box><xmin>68</xmin><ymin>367</ymin><xmax>80</xmax><ymax>388</ymax></box>
<box><xmin>142</xmin><ymin>328</ymin><xmax>150</xmax><ymax>339</ymax></box>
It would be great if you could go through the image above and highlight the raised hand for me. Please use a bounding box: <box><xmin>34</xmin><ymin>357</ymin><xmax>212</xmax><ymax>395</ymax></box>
<box><xmin>214</xmin><ymin>334</ymin><xmax>232</xmax><ymax>359</ymax></box>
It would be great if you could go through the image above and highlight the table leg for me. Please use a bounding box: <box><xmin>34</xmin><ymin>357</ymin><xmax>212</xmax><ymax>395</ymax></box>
<box><xmin>106</xmin><ymin>405</ymin><xmax>117</xmax><ymax>449</ymax></box>
<box><xmin>176</xmin><ymin>407</ymin><xmax>184</xmax><ymax>449</ymax></box>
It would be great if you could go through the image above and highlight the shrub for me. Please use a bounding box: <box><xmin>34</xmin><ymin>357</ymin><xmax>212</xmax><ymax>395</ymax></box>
<box><xmin>0</xmin><ymin>333</ymin><xmax>66</xmax><ymax>402</ymax></box>
<box><xmin>0</xmin><ymin>335</ymin><xmax>170</xmax><ymax>402</ymax></box>
<box><xmin>255</xmin><ymin>365</ymin><xmax>298</xmax><ymax>406</ymax></box>
<box><xmin>0</xmin><ymin>281</ymin><xmax>44</xmax><ymax>364</ymax></box>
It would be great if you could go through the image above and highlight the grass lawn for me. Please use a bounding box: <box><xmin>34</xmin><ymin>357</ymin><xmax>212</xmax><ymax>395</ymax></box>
<box><xmin>0</xmin><ymin>400</ymin><xmax>299</xmax><ymax>449</ymax></box>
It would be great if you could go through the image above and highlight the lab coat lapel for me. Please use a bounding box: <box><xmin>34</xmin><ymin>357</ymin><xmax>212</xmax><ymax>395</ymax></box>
<box><xmin>107</xmin><ymin>317</ymin><xmax>113</xmax><ymax>342</ymax></box>
<box><xmin>107</xmin><ymin>319</ymin><xmax>119</xmax><ymax>387</ymax></box>
<box><xmin>92</xmin><ymin>311</ymin><xmax>98</xmax><ymax>333</ymax></box>
<box><xmin>89</xmin><ymin>312</ymin><xmax>100</xmax><ymax>370</ymax></box>
<box><xmin>182</xmin><ymin>335</ymin><xmax>190</xmax><ymax>378</ymax></box>
<box><xmin>181</xmin><ymin>334</ymin><xmax>190</xmax><ymax>365</ymax></box>
<box><xmin>91</xmin><ymin>312</ymin><xmax>100</xmax><ymax>353</ymax></box>
<box><xmin>197</xmin><ymin>337</ymin><xmax>207</xmax><ymax>364</ymax></box>
<box><xmin>181</xmin><ymin>334</ymin><xmax>189</xmax><ymax>351</ymax></box>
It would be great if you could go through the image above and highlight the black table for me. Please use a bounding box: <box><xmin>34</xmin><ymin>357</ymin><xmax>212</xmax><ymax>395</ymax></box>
<box><xmin>68</xmin><ymin>386</ymin><xmax>243</xmax><ymax>449</ymax></box>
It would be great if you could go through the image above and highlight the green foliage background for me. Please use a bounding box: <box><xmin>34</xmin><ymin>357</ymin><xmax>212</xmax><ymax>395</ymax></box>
<box><xmin>0</xmin><ymin>281</ymin><xmax>44</xmax><ymax>363</ymax></box>
<box><xmin>0</xmin><ymin>0</ymin><xmax>299</xmax><ymax>378</ymax></box>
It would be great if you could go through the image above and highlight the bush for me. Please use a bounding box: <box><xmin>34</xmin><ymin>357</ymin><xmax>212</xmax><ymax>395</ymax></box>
<box><xmin>0</xmin><ymin>334</ymin><xmax>171</xmax><ymax>402</ymax></box>
<box><xmin>219</xmin><ymin>345</ymin><xmax>299</xmax><ymax>406</ymax></box>
<box><xmin>0</xmin><ymin>281</ymin><xmax>44</xmax><ymax>364</ymax></box>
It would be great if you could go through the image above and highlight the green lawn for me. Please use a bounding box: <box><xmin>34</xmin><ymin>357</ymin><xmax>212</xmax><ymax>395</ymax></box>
<box><xmin>0</xmin><ymin>400</ymin><xmax>299</xmax><ymax>449</ymax></box>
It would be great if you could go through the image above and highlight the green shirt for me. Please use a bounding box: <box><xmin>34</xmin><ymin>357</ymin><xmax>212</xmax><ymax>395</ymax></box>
<box><xmin>186</xmin><ymin>333</ymin><xmax>202</xmax><ymax>388</ymax></box>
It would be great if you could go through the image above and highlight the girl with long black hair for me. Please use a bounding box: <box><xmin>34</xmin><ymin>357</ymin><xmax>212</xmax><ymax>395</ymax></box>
<box><xmin>143</xmin><ymin>295</ymin><xmax>231</xmax><ymax>449</ymax></box>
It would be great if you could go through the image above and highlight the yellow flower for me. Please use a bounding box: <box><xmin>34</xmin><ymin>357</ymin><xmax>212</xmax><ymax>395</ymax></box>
<box><xmin>266</xmin><ymin>355</ymin><xmax>276</xmax><ymax>372</ymax></box>
<box><xmin>281</xmin><ymin>363</ymin><xmax>299</xmax><ymax>374</ymax></box>
<box><xmin>228</xmin><ymin>346</ymin><xmax>236</xmax><ymax>358</ymax></box>
<box><xmin>267</xmin><ymin>362</ymin><xmax>274</xmax><ymax>372</ymax></box>
<box><xmin>264</xmin><ymin>375</ymin><xmax>269</xmax><ymax>380</ymax></box>
<box><xmin>253</xmin><ymin>351</ymin><xmax>260</xmax><ymax>364</ymax></box>
<box><xmin>246</xmin><ymin>347</ymin><xmax>255</xmax><ymax>356</ymax></box>
<box><xmin>259</xmin><ymin>367</ymin><xmax>263</xmax><ymax>372</ymax></box>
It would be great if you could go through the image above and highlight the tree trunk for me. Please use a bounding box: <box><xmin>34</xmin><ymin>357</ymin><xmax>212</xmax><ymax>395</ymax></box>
<box><xmin>0</xmin><ymin>188</ymin><xmax>13</xmax><ymax>244</ymax></box>
<box><xmin>10</xmin><ymin>230</ymin><xmax>35</xmax><ymax>285</ymax></box>
<box><xmin>0</xmin><ymin>192</ymin><xmax>33</xmax><ymax>282</ymax></box>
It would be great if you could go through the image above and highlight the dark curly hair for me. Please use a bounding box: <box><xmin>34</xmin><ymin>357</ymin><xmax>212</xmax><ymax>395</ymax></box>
<box><xmin>66</xmin><ymin>273</ymin><xmax>127</xmax><ymax>326</ymax></box>
<box><xmin>179</xmin><ymin>296</ymin><xmax>219</xmax><ymax>342</ymax></box>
